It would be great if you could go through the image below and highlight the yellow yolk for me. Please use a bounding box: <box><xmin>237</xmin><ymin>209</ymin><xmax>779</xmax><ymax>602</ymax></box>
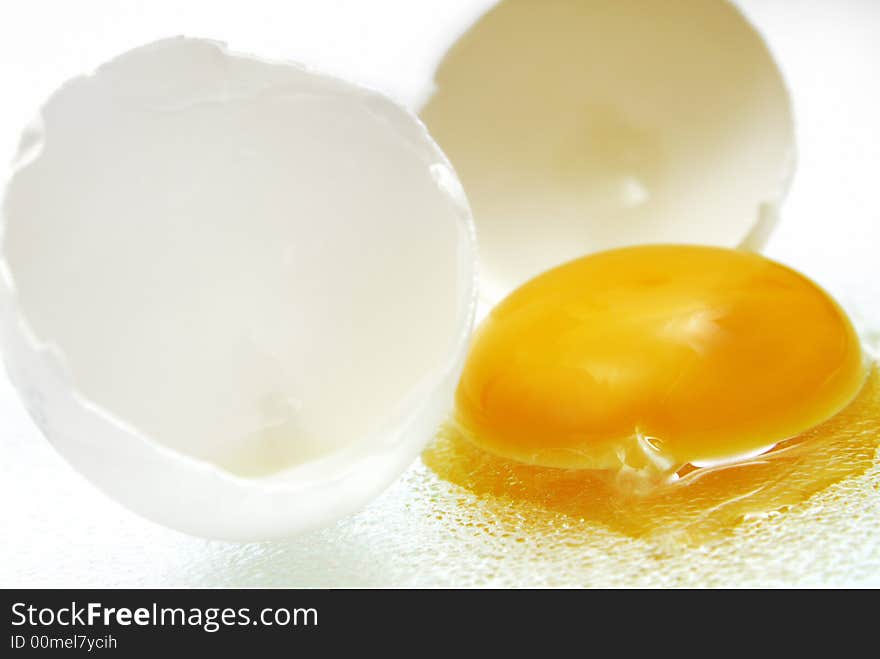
<box><xmin>455</xmin><ymin>245</ymin><xmax>866</xmax><ymax>477</ymax></box>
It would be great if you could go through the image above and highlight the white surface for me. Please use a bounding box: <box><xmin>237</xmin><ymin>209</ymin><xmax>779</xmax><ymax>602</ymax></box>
<box><xmin>1</xmin><ymin>0</ymin><xmax>879</xmax><ymax>586</ymax></box>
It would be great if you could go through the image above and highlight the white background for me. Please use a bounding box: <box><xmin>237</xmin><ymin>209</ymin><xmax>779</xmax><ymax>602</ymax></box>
<box><xmin>1</xmin><ymin>0</ymin><xmax>878</xmax><ymax>586</ymax></box>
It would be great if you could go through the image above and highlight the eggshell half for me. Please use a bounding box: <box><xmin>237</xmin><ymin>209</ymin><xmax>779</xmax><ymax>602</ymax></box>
<box><xmin>421</xmin><ymin>0</ymin><xmax>796</xmax><ymax>302</ymax></box>
<box><xmin>0</xmin><ymin>37</ymin><xmax>477</xmax><ymax>540</ymax></box>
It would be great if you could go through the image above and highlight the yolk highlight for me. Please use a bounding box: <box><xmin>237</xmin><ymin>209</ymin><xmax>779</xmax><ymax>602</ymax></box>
<box><xmin>455</xmin><ymin>245</ymin><xmax>866</xmax><ymax>477</ymax></box>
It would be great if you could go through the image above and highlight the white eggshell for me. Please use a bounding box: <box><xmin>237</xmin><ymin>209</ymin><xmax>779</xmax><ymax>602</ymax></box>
<box><xmin>421</xmin><ymin>0</ymin><xmax>796</xmax><ymax>302</ymax></box>
<box><xmin>0</xmin><ymin>37</ymin><xmax>477</xmax><ymax>540</ymax></box>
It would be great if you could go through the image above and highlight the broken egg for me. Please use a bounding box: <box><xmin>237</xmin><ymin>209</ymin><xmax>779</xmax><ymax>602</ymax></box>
<box><xmin>419</xmin><ymin>0</ymin><xmax>878</xmax><ymax>546</ymax></box>
<box><xmin>0</xmin><ymin>1</ymin><xmax>868</xmax><ymax>556</ymax></box>
<box><xmin>421</xmin><ymin>0</ymin><xmax>796</xmax><ymax>302</ymax></box>
<box><xmin>0</xmin><ymin>38</ymin><xmax>477</xmax><ymax>540</ymax></box>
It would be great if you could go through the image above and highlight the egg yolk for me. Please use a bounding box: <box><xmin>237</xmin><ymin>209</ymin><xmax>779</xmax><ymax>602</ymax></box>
<box><xmin>455</xmin><ymin>245</ymin><xmax>866</xmax><ymax>481</ymax></box>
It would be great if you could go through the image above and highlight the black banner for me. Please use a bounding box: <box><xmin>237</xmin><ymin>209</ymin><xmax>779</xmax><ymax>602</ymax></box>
<box><xmin>0</xmin><ymin>588</ymin><xmax>840</xmax><ymax>652</ymax></box>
